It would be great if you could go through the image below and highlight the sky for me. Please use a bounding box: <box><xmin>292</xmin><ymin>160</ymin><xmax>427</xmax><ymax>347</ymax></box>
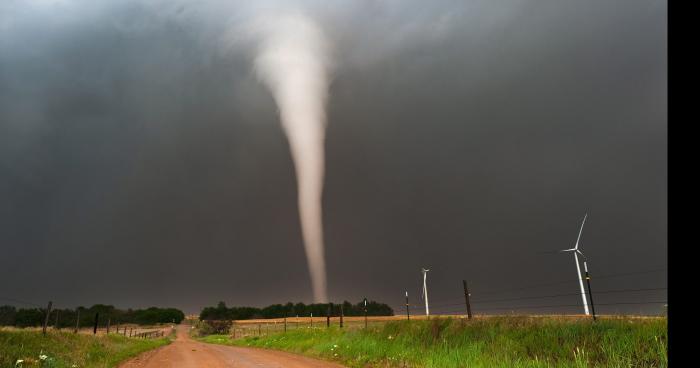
<box><xmin>0</xmin><ymin>0</ymin><xmax>666</xmax><ymax>315</ymax></box>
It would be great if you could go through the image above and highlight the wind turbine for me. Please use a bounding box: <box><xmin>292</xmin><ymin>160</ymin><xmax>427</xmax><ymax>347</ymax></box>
<box><xmin>421</xmin><ymin>268</ymin><xmax>430</xmax><ymax>316</ymax></box>
<box><xmin>560</xmin><ymin>214</ymin><xmax>589</xmax><ymax>315</ymax></box>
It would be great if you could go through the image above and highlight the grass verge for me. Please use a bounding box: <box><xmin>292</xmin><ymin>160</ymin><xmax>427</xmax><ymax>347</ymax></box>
<box><xmin>199</xmin><ymin>316</ymin><xmax>667</xmax><ymax>368</ymax></box>
<box><xmin>0</xmin><ymin>330</ymin><xmax>171</xmax><ymax>368</ymax></box>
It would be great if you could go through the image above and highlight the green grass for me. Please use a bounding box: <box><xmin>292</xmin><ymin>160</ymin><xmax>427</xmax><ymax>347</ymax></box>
<box><xmin>200</xmin><ymin>316</ymin><xmax>667</xmax><ymax>368</ymax></box>
<box><xmin>0</xmin><ymin>330</ymin><xmax>171</xmax><ymax>368</ymax></box>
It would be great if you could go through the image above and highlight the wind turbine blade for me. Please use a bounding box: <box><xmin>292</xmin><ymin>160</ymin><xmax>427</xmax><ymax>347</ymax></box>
<box><xmin>574</xmin><ymin>213</ymin><xmax>588</xmax><ymax>250</ymax></box>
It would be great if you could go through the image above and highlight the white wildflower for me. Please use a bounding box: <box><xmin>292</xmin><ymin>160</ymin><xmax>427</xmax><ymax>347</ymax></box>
<box><xmin>39</xmin><ymin>354</ymin><xmax>48</xmax><ymax>361</ymax></box>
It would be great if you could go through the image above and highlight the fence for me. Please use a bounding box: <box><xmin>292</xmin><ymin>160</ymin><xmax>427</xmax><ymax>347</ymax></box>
<box><xmin>0</xmin><ymin>297</ymin><xmax>173</xmax><ymax>339</ymax></box>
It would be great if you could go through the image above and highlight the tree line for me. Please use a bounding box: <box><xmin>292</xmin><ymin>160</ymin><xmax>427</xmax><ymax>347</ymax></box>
<box><xmin>0</xmin><ymin>304</ymin><xmax>185</xmax><ymax>328</ymax></box>
<box><xmin>200</xmin><ymin>300</ymin><xmax>394</xmax><ymax>320</ymax></box>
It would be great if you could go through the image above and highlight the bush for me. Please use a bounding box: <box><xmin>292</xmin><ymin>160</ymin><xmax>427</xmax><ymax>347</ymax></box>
<box><xmin>198</xmin><ymin>320</ymin><xmax>232</xmax><ymax>336</ymax></box>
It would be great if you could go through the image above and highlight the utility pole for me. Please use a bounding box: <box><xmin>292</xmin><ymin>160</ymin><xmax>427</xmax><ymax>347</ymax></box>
<box><xmin>93</xmin><ymin>312</ymin><xmax>99</xmax><ymax>335</ymax></box>
<box><xmin>363</xmin><ymin>298</ymin><xmax>368</xmax><ymax>329</ymax></box>
<box><xmin>405</xmin><ymin>291</ymin><xmax>410</xmax><ymax>321</ymax></box>
<box><xmin>583</xmin><ymin>261</ymin><xmax>597</xmax><ymax>321</ymax></box>
<box><xmin>462</xmin><ymin>280</ymin><xmax>473</xmax><ymax>320</ymax></box>
<box><xmin>74</xmin><ymin>309</ymin><xmax>80</xmax><ymax>334</ymax></box>
<box><xmin>42</xmin><ymin>301</ymin><xmax>52</xmax><ymax>336</ymax></box>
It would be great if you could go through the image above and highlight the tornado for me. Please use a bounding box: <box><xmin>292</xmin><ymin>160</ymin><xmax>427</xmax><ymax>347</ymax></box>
<box><xmin>253</xmin><ymin>13</ymin><xmax>332</xmax><ymax>302</ymax></box>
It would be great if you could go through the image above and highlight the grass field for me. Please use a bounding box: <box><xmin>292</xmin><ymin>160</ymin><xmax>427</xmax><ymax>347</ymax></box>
<box><xmin>0</xmin><ymin>329</ymin><xmax>171</xmax><ymax>368</ymax></box>
<box><xmin>200</xmin><ymin>316</ymin><xmax>667</xmax><ymax>367</ymax></box>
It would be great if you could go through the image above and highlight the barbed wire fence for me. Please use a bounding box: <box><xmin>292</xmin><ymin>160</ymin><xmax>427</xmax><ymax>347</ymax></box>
<box><xmin>2</xmin><ymin>267</ymin><xmax>667</xmax><ymax>339</ymax></box>
<box><xmin>0</xmin><ymin>296</ymin><xmax>169</xmax><ymax>339</ymax></box>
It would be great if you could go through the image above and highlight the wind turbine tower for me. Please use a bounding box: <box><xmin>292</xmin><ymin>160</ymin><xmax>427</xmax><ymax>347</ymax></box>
<box><xmin>421</xmin><ymin>268</ymin><xmax>430</xmax><ymax>316</ymax></box>
<box><xmin>560</xmin><ymin>214</ymin><xmax>590</xmax><ymax>315</ymax></box>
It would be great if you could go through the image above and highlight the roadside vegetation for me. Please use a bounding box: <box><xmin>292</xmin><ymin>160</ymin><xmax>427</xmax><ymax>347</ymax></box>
<box><xmin>200</xmin><ymin>316</ymin><xmax>667</xmax><ymax>368</ymax></box>
<box><xmin>0</xmin><ymin>329</ymin><xmax>171</xmax><ymax>368</ymax></box>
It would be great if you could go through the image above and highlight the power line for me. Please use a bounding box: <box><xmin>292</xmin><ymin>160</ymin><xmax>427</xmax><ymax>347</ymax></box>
<box><xmin>393</xmin><ymin>284</ymin><xmax>668</xmax><ymax>314</ymax></box>
<box><xmin>428</xmin><ymin>301</ymin><xmax>667</xmax><ymax>314</ymax></box>
<box><xmin>471</xmin><ymin>287</ymin><xmax>667</xmax><ymax>305</ymax></box>
<box><xmin>470</xmin><ymin>268</ymin><xmax>667</xmax><ymax>297</ymax></box>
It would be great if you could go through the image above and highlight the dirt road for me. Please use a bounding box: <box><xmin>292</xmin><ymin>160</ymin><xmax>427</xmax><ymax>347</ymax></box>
<box><xmin>119</xmin><ymin>325</ymin><xmax>345</xmax><ymax>368</ymax></box>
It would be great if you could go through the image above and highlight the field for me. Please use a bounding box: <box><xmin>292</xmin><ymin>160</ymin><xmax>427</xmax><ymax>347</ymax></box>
<box><xmin>0</xmin><ymin>328</ymin><xmax>172</xmax><ymax>368</ymax></box>
<box><xmin>199</xmin><ymin>316</ymin><xmax>667</xmax><ymax>367</ymax></box>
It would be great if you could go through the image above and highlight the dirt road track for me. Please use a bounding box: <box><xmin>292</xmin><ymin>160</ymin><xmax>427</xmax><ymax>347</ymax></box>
<box><xmin>119</xmin><ymin>325</ymin><xmax>345</xmax><ymax>368</ymax></box>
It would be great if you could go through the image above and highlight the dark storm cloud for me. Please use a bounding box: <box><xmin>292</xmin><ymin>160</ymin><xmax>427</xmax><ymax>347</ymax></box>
<box><xmin>0</xmin><ymin>0</ymin><xmax>665</xmax><ymax>314</ymax></box>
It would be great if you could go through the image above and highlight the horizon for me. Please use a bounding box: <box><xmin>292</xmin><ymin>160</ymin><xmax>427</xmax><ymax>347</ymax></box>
<box><xmin>0</xmin><ymin>0</ymin><xmax>666</xmax><ymax>317</ymax></box>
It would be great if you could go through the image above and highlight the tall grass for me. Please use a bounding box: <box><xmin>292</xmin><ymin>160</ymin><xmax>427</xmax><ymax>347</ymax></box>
<box><xmin>0</xmin><ymin>329</ymin><xmax>170</xmax><ymax>368</ymax></box>
<box><xmin>201</xmin><ymin>316</ymin><xmax>667</xmax><ymax>367</ymax></box>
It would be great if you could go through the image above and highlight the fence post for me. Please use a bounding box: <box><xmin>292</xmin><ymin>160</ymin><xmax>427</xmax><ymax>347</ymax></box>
<box><xmin>310</xmin><ymin>313</ymin><xmax>313</xmax><ymax>328</ymax></box>
<box><xmin>405</xmin><ymin>291</ymin><xmax>410</xmax><ymax>321</ymax></box>
<box><xmin>463</xmin><ymin>280</ymin><xmax>473</xmax><ymax>320</ymax></box>
<box><xmin>93</xmin><ymin>312</ymin><xmax>99</xmax><ymax>335</ymax></box>
<box><xmin>326</xmin><ymin>303</ymin><xmax>332</xmax><ymax>328</ymax></box>
<box><xmin>74</xmin><ymin>309</ymin><xmax>80</xmax><ymax>334</ymax></box>
<box><xmin>54</xmin><ymin>309</ymin><xmax>60</xmax><ymax>330</ymax></box>
<box><xmin>42</xmin><ymin>301</ymin><xmax>53</xmax><ymax>336</ymax></box>
<box><xmin>584</xmin><ymin>262</ymin><xmax>597</xmax><ymax>321</ymax></box>
<box><xmin>284</xmin><ymin>314</ymin><xmax>287</xmax><ymax>333</ymax></box>
<box><xmin>340</xmin><ymin>304</ymin><xmax>344</xmax><ymax>328</ymax></box>
<box><xmin>363</xmin><ymin>298</ymin><xmax>368</xmax><ymax>329</ymax></box>
<box><xmin>106</xmin><ymin>318</ymin><xmax>111</xmax><ymax>334</ymax></box>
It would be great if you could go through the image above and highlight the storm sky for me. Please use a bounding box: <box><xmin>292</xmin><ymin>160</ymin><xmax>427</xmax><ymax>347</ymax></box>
<box><xmin>0</xmin><ymin>0</ymin><xmax>666</xmax><ymax>315</ymax></box>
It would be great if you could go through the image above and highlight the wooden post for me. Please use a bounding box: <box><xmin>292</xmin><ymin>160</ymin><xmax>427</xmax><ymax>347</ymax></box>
<box><xmin>284</xmin><ymin>314</ymin><xmax>287</xmax><ymax>333</ymax></box>
<box><xmin>340</xmin><ymin>304</ymin><xmax>344</xmax><ymax>328</ymax></box>
<box><xmin>405</xmin><ymin>291</ymin><xmax>410</xmax><ymax>321</ymax></box>
<box><xmin>310</xmin><ymin>313</ymin><xmax>313</xmax><ymax>328</ymax></box>
<box><xmin>258</xmin><ymin>324</ymin><xmax>261</xmax><ymax>336</ymax></box>
<box><xmin>93</xmin><ymin>312</ymin><xmax>99</xmax><ymax>335</ymax></box>
<box><xmin>106</xmin><ymin>318</ymin><xmax>111</xmax><ymax>334</ymax></box>
<box><xmin>54</xmin><ymin>309</ymin><xmax>60</xmax><ymax>330</ymax></box>
<box><xmin>129</xmin><ymin>327</ymin><xmax>133</xmax><ymax>337</ymax></box>
<box><xmin>462</xmin><ymin>280</ymin><xmax>473</xmax><ymax>320</ymax></box>
<box><xmin>116</xmin><ymin>321</ymin><xmax>120</xmax><ymax>335</ymax></box>
<box><xmin>326</xmin><ymin>303</ymin><xmax>332</xmax><ymax>328</ymax></box>
<box><xmin>584</xmin><ymin>263</ymin><xmax>597</xmax><ymax>321</ymax></box>
<box><xmin>42</xmin><ymin>301</ymin><xmax>52</xmax><ymax>336</ymax></box>
<box><xmin>74</xmin><ymin>309</ymin><xmax>80</xmax><ymax>334</ymax></box>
